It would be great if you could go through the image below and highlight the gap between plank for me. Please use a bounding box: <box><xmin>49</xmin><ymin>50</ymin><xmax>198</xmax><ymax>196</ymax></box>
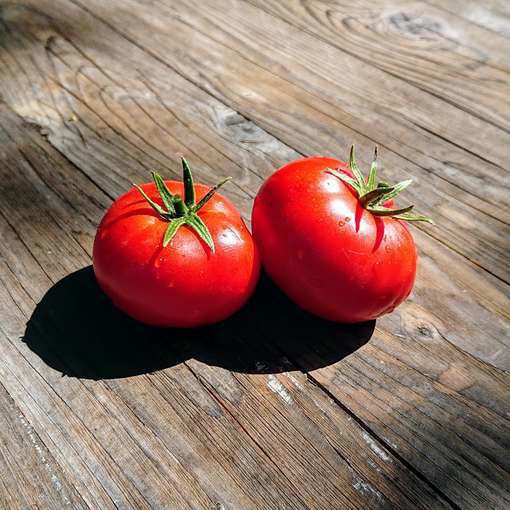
<box><xmin>0</xmin><ymin>327</ymin><xmax>123</xmax><ymax>510</ymax></box>
<box><xmin>182</xmin><ymin>362</ymin><xmax>311</xmax><ymax>509</ymax></box>
<box><xmin>185</xmin><ymin>337</ymin><xmax>456</xmax><ymax>509</ymax></box>
<box><xmin>301</xmin><ymin>370</ymin><xmax>461</xmax><ymax>510</ymax></box>
<box><xmin>423</xmin><ymin>226</ymin><xmax>510</xmax><ymax>287</ymax></box>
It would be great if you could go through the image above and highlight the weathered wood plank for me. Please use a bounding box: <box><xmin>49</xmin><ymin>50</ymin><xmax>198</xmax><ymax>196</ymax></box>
<box><xmin>241</xmin><ymin>275</ymin><xmax>510</xmax><ymax>509</ymax></box>
<box><xmin>168</xmin><ymin>0</ymin><xmax>510</xmax><ymax>210</ymax></box>
<box><xmin>0</xmin><ymin>380</ymin><xmax>88</xmax><ymax>510</ymax></box>
<box><xmin>300</xmin><ymin>342</ymin><xmax>510</xmax><ymax>510</ymax></box>
<box><xmin>245</xmin><ymin>0</ymin><xmax>510</xmax><ymax>128</ymax></box>
<box><xmin>426</xmin><ymin>0</ymin><xmax>510</xmax><ymax>38</ymax></box>
<box><xmin>242</xmin><ymin>280</ymin><xmax>510</xmax><ymax>508</ymax></box>
<box><xmin>421</xmin><ymin>0</ymin><xmax>510</xmax><ymax>71</ymax></box>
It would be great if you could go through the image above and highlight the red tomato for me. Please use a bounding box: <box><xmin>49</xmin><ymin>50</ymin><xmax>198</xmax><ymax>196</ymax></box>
<box><xmin>252</xmin><ymin>148</ymin><xmax>432</xmax><ymax>323</ymax></box>
<box><xmin>93</xmin><ymin>162</ymin><xmax>260</xmax><ymax>327</ymax></box>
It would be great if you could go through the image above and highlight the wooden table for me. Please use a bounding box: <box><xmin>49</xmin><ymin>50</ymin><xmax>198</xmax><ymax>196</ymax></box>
<box><xmin>1</xmin><ymin>1</ymin><xmax>509</xmax><ymax>508</ymax></box>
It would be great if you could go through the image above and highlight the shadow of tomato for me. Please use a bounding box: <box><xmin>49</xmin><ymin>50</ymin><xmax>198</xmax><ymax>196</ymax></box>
<box><xmin>23</xmin><ymin>266</ymin><xmax>374</xmax><ymax>380</ymax></box>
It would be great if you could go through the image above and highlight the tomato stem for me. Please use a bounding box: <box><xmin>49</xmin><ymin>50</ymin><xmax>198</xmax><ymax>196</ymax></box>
<box><xmin>133</xmin><ymin>158</ymin><xmax>232</xmax><ymax>251</ymax></box>
<box><xmin>327</xmin><ymin>145</ymin><xmax>434</xmax><ymax>224</ymax></box>
<box><xmin>182</xmin><ymin>158</ymin><xmax>196</xmax><ymax>207</ymax></box>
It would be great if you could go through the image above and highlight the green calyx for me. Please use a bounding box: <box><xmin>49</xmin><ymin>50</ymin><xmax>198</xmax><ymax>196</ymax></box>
<box><xmin>133</xmin><ymin>158</ymin><xmax>231</xmax><ymax>252</ymax></box>
<box><xmin>327</xmin><ymin>145</ymin><xmax>434</xmax><ymax>224</ymax></box>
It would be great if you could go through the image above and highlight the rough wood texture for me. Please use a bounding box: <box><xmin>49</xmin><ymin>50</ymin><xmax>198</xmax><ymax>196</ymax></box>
<box><xmin>0</xmin><ymin>1</ymin><xmax>509</xmax><ymax>509</ymax></box>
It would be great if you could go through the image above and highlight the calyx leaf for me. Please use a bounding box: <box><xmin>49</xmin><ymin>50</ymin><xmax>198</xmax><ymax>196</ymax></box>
<box><xmin>133</xmin><ymin>158</ymin><xmax>232</xmax><ymax>251</ymax></box>
<box><xmin>152</xmin><ymin>172</ymin><xmax>176</xmax><ymax>215</ymax></box>
<box><xmin>359</xmin><ymin>186</ymin><xmax>395</xmax><ymax>207</ymax></box>
<box><xmin>186</xmin><ymin>214</ymin><xmax>215</xmax><ymax>253</ymax></box>
<box><xmin>394</xmin><ymin>212</ymin><xmax>435</xmax><ymax>224</ymax></box>
<box><xmin>349</xmin><ymin>145</ymin><xmax>366</xmax><ymax>188</ymax></box>
<box><xmin>194</xmin><ymin>177</ymin><xmax>232</xmax><ymax>212</ymax></box>
<box><xmin>133</xmin><ymin>183</ymin><xmax>169</xmax><ymax>218</ymax></box>
<box><xmin>328</xmin><ymin>145</ymin><xmax>434</xmax><ymax>225</ymax></box>
<box><xmin>366</xmin><ymin>146</ymin><xmax>378</xmax><ymax>191</ymax></box>
<box><xmin>163</xmin><ymin>217</ymin><xmax>186</xmax><ymax>247</ymax></box>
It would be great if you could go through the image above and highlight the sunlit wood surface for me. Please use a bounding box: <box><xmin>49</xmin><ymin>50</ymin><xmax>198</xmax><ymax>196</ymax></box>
<box><xmin>0</xmin><ymin>1</ymin><xmax>509</xmax><ymax>508</ymax></box>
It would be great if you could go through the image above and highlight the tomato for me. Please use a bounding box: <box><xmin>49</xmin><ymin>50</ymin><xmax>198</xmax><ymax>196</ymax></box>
<box><xmin>93</xmin><ymin>160</ymin><xmax>260</xmax><ymax>327</ymax></box>
<box><xmin>252</xmin><ymin>147</ymin><xmax>432</xmax><ymax>323</ymax></box>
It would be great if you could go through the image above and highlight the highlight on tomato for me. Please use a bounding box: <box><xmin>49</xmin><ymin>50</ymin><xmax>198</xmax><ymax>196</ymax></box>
<box><xmin>93</xmin><ymin>159</ymin><xmax>260</xmax><ymax>327</ymax></box>
<box><xmin>252</xmin><ymin>146</ymin><xmax>433</xmax><ymax>323</ymax></box>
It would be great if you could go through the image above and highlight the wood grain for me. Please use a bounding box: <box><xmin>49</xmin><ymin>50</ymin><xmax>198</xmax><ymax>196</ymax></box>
<box><xmin>426</xmin><ymin>0</ymin><xmax>510</xmax><ymax>38</ymax></box>
<box><xmin>0</xmin><ymin>381</ymin><xmax>88</xmax><ymax>509</ymax></box>
<box><xmin>0</xmin><ymin>1</ymin><xmax>509</xmax><ymax>509</ymax></box>
<box><xmin>246</xmin><ymin>0</ymin><xmax>510</xmax><ymax>128</ymax></box>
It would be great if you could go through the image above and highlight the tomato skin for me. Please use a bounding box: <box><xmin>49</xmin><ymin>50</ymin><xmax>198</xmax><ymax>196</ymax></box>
<box><xmin>252</xmin><ymin>157</ymin><xmax>416</xmax><ymax>323</ymax></box>
<box><xmin>93</xmin><ymin>181</ymin><xmax>260</xmax><ymax>327</ymax></box>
